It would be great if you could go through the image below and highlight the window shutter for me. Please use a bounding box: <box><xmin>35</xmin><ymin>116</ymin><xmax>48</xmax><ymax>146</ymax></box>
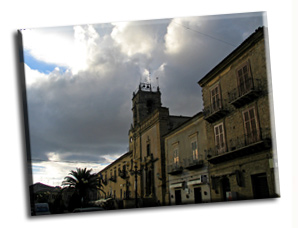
<box><xmin>214</xmin><ymin>123</ymin><xmax>225</xmax><ymax>154</ymax></box>
<box><xmin>242</xmin><ymin>107</ymin><xmax>260</xmax><ymax>144</ymax></box>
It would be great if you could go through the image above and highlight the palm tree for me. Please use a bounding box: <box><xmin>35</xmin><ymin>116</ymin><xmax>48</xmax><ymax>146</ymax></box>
<box><xmin>62</xmin><ymin>168</ymin><xmax>100</xmax><ymax>206</ymax></box>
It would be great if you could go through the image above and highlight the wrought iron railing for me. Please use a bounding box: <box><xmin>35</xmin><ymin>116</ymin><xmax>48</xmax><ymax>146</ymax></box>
<box><xmin>184</xmin><ymin>154</ymin><xmax>204</xmax><ymax>168</ymax></box>
<box><xmin>101</xmin><ymin>178</ymin><xmax>108</xmax><ymax>186</ymax></box>
<box><xmin>118</xmin><ymin>168</ymin><xmax>127</xmax><ymax>179</ymax></box>
<box><xmin>228</xmin><ymin>78</ymin><xmax>263</xmax><ymax>103</ymax></box>
<box><xmin>167</xmin><ymin>161</ymin><xmax>183</xmax><ymax>174</ymax></box>
<box><xmin>207</xmin><ymin>127</ymin><xmax>272</xmax><ymax>158</ymax></box>
<box><xmin>108</xmin><ymin>175</ymin><xmax>117</xmax><ymax>182</ymax></box>
<box><xmin>203</xmin><ymin>98</ymin><xmax>225</xmax><ymax>117</ymax></box>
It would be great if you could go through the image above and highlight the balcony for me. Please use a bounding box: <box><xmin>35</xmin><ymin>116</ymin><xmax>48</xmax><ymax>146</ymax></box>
<box><xmin>167</xmin><ymin>162</ymin><xmax>183</xmax><ymax>175</ymax></box>
<box><xmin>207</xmin><ymin>128</ymin><xmax>272</xmax><ymax>164</ymax></box>
<box><xmin>203</xmin><ymin>99</ymin><xmax>228</xmax><ymax>123</ymax></box>
<box><xmin>108</xmin><ymin>175</ymin><xmax>117</xmax><ymax>183</ymax></box>
<box><xmin>101</xmin><ymin>178</ymin><xmax>108</xmax><ymax>186</ymax></box>
<box><xmin>228</xmin><ymin>78</ymin><xmax>263</xmax><ymax>108</ymax></box>
<box><xmin>118</xmin><ymin>168</ymin><xmax>127</xmax><ymax>179</ymax></box>
<box><xmin>184</xmin><ymin>154</ymin><xmax>204</xmax><ymax>170</ymax></box>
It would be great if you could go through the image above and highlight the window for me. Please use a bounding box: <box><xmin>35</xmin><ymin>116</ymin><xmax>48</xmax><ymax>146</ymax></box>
<box><xmin>237</xmin><ymin>61</ymin><xmax>253</xmax><ymax>96</ymax></box>
<box><xmin>242</xmin><ymin>106</ymin><xmax>260</xmax><ymax>144</ymax></box>
<box><xmin>210</xmin><ymin>85</ymin><xmax>222</xmax><ymax>112</ymax></box>
<box><xmin>173</xmin><ymin>148</ymin><xmax>179</xmax><ymax>166</ymax></box>
<box><xmin>214</xmin><ymin>123</ymin><xmax>226</xmax><ymax>154</ymax></box>
<box><xmin>146</xmin><ymin>170</ymin><xmax>152</xmax><ymax>196</ymax></box>
<box><xmin>146</xmin><ymin>143</ymin><xmax>151</xmax><ymax>157</ymax></box>
<box><xmin>191</xmin><ymin>140</ymin><xmax>199</xmax><ymax>160</ymax></box>
<box><xmin>146</xmin><ymin>99</ymin><xmax>154</xmax><ymax>114</ymax></box>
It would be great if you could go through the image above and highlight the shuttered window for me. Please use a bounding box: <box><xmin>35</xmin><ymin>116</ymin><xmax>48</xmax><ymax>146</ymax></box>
<box><xmin>173</xmin><ymin>148</ymin><xmax>179</xmax><ymax>165</ymax></box>
<box><xmin>242</xmin><ymin>106</ymin><xmax>260</xmax><ymax>144</ymax></box>
<box><xmin>191</xmin><ymin>140</ymin><xmax>199</xmax><ymax>160</ymax></box>
<box><xmin>237</xmin><ymin>61</ymin><xmax>253</xmax><ymax>96</ymax></box>
<box><xmin>210</xmin><ymin>85</ymin><xmax>222</xmax><ymax>112</ymax></box>
<box><xmin>214</xmin><ymin>123</ymin><xmax>226</xmax><ymax>154</ymax></box>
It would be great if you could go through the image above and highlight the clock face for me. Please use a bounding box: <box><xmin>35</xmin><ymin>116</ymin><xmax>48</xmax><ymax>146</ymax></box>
<box><xmin>130</xmin><ymin>137</ymin><xmax>133</xmax><ymax>142</ymax></box>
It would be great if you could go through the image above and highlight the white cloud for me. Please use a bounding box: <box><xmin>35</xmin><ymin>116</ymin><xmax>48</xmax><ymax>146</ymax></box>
<box><xmin>32</xmin><ymin>152</ymin><xmax>107</xmax><ymax>187</ymax></box>
<box><xmin>24</xmin><ymin>64</ymin><xmax>48</xmax><ymax>86</ymax></box>
<box><xmin>164</xmin><ymin>17</ymin><xmax>204</xmax><ymax>54</ymax></box>
<box><xmin>24</xmin><ymin>63</ymin><xmax>73</xmax><ymax>87</ymax></box>
<box><xmin>111</xmin><ymin>22</ymin><xmax>157</xmax><ymax>57</ymax></box>
<box><xmin>22</xmin><ymin>25</ymin><xmax>100</xmax><ymax>75</ymax></box>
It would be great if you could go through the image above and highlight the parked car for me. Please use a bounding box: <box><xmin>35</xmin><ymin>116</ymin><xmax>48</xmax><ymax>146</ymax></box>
<box><xmin>34</xmin><ymin>203</ymin><xmax>51</xmax><ymax>215</ymax></box>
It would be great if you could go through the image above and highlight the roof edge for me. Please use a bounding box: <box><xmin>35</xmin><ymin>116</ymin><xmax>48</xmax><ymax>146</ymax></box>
<box><xmin>198</xmin><ymin>26</ymin><xmax>266</xmax><ymax>87</ymax></box>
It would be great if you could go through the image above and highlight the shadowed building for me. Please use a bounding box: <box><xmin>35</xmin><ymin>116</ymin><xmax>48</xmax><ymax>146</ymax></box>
<box><xmin>97</xmin><ymin>26</ymin><xmax>280</xmax><ymax>208</ymax></box>
<box><xmin>128</xmin><ymin>83</ymin><xmax>190</xmax><ymax>206</ymax></box>
<box><xmin>198</xmin><ymin>27</ymin><xmax>279</xmax><ymax>201</ymax></box>
<box><xmin>165</xmin><ymin>112</ymin><xmax>211</xmax><ymax>205</ymax></box>
<box><xmin>98</xmin><ymin>83</ymin><xmax>190</xmax><ymax>208</ymax></box>
<box><xmin>98</xmin><ymin>151</ymin><xmax>135</xmax><ymax>209</ymax></box>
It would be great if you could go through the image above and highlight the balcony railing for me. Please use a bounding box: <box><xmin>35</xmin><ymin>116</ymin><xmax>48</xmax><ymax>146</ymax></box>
<box><xmin>184</xmin><ymin>154</ymin><xmax>204</xmax><ymax>170</ymax></box>
<box><xmin>206</xmin><ymin>143</ymin><xmax>227</xmax><ymax>157</ymax></box>
<box><xmin>108</xmin><ymin>175</ymin><xmax>117</xmax><ymax>182</ymax></box>
<box><xmin>118</xmin><ymin>168</ymin><xmax>127</xmax><ymax>179</ymax></box>
<box><xmin>167</xmin><ymin>162</ymin><xmax>183</xmax><ymax>175</ymax></box>
<box><xmin>207</xmin><ymin>127</ymin><xmax>272</xmax><ymax>164</ymax></box>
<box><xmin>203</xmin><ymin>99</ymin><xmax>228</xmax><ymax>123</ymax></box>
<box><xmin>228</xmin><ymin>78</ymin><xmax>263</xmax><ymax>108</ymax></box>
<box><xmin>101</xmin><ymin>178</ymin><xmax>108</xmax><ymax>186</ymax></box>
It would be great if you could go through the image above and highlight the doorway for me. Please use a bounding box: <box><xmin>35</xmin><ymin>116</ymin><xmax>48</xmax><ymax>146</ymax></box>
<box><xmin>251</xmin><ymin>173</ymin><xmax>269</xmax><ymax>199</ymax></box>
<box><xmin>194</xmin><ymin>187</ymin><xmax>202</xmax><ymax>203</ymax></box>
<box><xmin>174</xmin><ymin>189</ymin><xmax>182</xmax><ymax>205</ymax></box>
<box><xmin>221</xmin><ymin>177</ymin><xmax>231</xmax><ymax>201</ymax></box>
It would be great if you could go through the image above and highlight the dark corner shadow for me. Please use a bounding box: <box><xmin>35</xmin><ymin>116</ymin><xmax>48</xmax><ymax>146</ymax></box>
<box><xmin>13</xmin><ymin>30</ymin><xmax>34</xmax><ymax>219</ymax></box>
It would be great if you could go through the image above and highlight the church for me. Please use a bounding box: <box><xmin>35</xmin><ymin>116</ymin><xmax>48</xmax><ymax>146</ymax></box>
<box><xmin>99</xmin><ymin>81</ymin><xmax>191</xmax><ymax>207</ymax></box>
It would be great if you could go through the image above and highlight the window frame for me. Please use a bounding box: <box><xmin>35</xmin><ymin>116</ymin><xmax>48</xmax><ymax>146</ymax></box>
<box><xmin>242</xmin><ymin>106</ymin><xmax>260</xmax><ymax>145</ymax></box>
<box><xmin>191</xmin><ymin>139</ymin><xmax>199</xmax><ymax>161</ymax></box>
<box><xmin>214</xmin><ymin>122</ymin><xmax>226</xmax><ymax>155</ymax></box>
<box><xmin>236</xmin><ymin>60</ymin><xmax>253</xmax><ymax>96</ymax></box>
<box><xmin>173</xmin><ymin>148</ymin><xmax>179</xmax><ymax>165</ymax></box>
<box><xmin>210</xmin><ymin>83</ymin><xmax>222</xmax><ymax>112</ymax></box>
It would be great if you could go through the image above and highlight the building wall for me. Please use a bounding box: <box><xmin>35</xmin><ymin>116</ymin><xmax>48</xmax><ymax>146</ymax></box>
<box><xmin>199</xmin><ymin>27</ymin><xmax>279</xmax><ymax>202</ymax></box>
<box><xmin>99</xmin><ymin>152</ymin><xmax>135</xmax><ymax>205</ymax></box>
<box><xmin>165</xmin><ymin>113</ymin><xmax>211</xmax><ymax>205</ymax></box>
<box><xmin>127</xmin><ymin>83</ymin><xmax>192</xmax><ymax>206</ymax></box>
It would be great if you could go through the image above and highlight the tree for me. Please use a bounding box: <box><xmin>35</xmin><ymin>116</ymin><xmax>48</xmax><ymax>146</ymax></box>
<box><xmin>62</xmin><ymin>168</ymin><xmax>100</xmax><ymax>207</ymax></box>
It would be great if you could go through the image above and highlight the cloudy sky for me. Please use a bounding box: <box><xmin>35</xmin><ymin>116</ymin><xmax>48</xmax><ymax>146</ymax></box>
<box><xmin>21</xmin><ymin>12</ymin><xmax>266</xmax><ymax>187</ymax></box>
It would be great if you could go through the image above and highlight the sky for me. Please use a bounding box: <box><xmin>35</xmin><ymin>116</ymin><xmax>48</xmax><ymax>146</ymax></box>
<box><xmin>20</xmin><ymin>12</ymin><xmax>266</xmax><ymax>187</ymax></box>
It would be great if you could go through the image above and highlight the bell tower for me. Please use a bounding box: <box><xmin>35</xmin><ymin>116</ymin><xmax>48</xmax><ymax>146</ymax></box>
<box><xmin>132</xmin><ymin>82</ymin><xmax>162</xmax><ymax>127</ymax></box>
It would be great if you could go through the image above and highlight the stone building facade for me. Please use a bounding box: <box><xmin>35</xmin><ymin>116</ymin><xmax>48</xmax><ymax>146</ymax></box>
<box><xmin>128</xmin><ymin>83</ymin><xmax>190</xmax><ymax>206</ymax></box>
<box><xmin>198</xmin><ymin>27</ymin><xmax>279</xmax><ymax>201</ymax></box>
<box><xmin>96</xmin><ymin>26</ymin><xmax>279</xmax><ymax>209</ymax></box>
<box><xmin>99</xmin><ymin>83</ymin><xmax>190</xmax><ymax>207</ymax></box>
<box><xmin>165</xmin><ymin>112</ymin><xmax>211</xmax><ymax>205</ymax></box>
<box><xmin>98</xmin><ymin>151</ymin><xmax>136</xmax><ymax>208</ymax></box>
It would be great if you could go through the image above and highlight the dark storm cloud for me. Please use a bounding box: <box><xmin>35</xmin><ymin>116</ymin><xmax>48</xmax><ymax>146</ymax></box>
<box><xmin>25</xmin><ymin>12</ymin><xmax>265</xmax><ymax>165</ymax></box>
<box><xmin>27</xmin><ymin>63</ymin><xmax>137</xmax><ymax>162</ymax></box>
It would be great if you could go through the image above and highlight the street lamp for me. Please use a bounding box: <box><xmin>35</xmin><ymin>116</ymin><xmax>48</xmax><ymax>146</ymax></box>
<box><xmin>130</xmin><ymin>159</ymin><xmax>144</xmax><ymax>208</ymax></box>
